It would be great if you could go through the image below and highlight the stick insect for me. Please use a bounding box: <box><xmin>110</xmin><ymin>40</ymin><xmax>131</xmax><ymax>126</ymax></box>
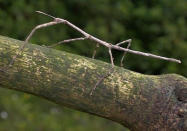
<box><xmin>6</xmin><ymin>11</ymin><xmax>181</xmax><ymax>95</ymax></box>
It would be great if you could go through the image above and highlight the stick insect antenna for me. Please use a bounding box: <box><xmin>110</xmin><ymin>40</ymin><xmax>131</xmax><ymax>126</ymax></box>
<box><xmin>36</xmin><ymin>11</ymin><xmax>56</xmax><ymax>19</ymax></box>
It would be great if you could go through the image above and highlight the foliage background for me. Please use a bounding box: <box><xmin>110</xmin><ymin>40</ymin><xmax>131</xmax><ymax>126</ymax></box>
<box><xmin>0</xmin><ymin>0</ymin><xmax>186</xmax><ymax>130</ymax></box>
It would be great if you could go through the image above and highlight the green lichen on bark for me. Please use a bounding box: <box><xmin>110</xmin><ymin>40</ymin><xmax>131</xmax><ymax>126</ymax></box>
<box><xmin>0</xmin><ymin>35</ymin><xmax>186</xmax><ymax>131</ymax></box>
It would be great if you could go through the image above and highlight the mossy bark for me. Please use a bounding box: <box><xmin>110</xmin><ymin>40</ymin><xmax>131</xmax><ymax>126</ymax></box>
<box><xmin>0</xmin><ymin>35</ymin><xmax>186</xmax><ymax>131</ymax></box>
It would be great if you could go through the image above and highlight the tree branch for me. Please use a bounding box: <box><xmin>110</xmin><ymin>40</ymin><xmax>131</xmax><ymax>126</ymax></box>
<box><xmin>0</xmin><ymin>35</ymin><xmax>186</xmax><ymax>131</ymax></box>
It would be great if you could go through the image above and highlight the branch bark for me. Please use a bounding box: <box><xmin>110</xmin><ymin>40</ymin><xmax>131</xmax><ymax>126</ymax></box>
<box><xmin>0</xmin><ymin>35</ymin><xmax>186</xmax><ymax>131</ymax></box>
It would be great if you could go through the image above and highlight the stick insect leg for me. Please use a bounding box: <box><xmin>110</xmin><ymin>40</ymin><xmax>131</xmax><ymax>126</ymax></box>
<box><xmin>48</xmin><ymin>37</ymin><xmax>87</xmax><ymax>48</ymax></box>
<box><xmin>92</xmin><ymin>43</ymin><xmax>100</xmax><ymax>59</ymax></box>
<box><xmin>108</xmin><ymin>47</ymin><xmax>114</xmax><ymax>68</ymax></box>
<box><xmin>7</xmin><ymin>21</ymin><xmax>62</xmax><ymax>69</ymax></box>
<box><xmin>90</xmin><ymin>48</ymin><xmax>114</xmax><ymax>96</ymax></box>
<box><xmin>116</xmin><ymin>39</ymin><xmax>131</xmax><ymax>67</ymax></box>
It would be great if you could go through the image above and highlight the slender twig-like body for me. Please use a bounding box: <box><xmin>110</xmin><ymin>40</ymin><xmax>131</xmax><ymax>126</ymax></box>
<box><xmin>9</xmin><ymin>11</ymin><xmax>181</xmax><ymax>66</ymax></box>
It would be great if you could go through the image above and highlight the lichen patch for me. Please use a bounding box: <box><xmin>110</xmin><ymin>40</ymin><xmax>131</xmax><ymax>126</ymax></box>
<box><xmin>68</xmin><ymin>58</ymin><xmax>96</xmax><ymax>74</ymax></box>
<box><xmin>74</xmin><ymin>58</ymin><xmax>96</xmax><ymax>70</ymax></box>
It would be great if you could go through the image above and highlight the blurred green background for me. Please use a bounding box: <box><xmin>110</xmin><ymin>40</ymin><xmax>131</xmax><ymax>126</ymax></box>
<box><xmin>0</xmin><ymin>0</ymin><xmax>186</xmax><ymax>130</ymax></box>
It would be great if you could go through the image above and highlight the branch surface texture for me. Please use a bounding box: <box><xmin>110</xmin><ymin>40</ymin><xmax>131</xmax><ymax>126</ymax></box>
<box><xmin>0</xmin><ymin>36</ymin><xmax>186</xmax><ymax>131</ymax></box>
